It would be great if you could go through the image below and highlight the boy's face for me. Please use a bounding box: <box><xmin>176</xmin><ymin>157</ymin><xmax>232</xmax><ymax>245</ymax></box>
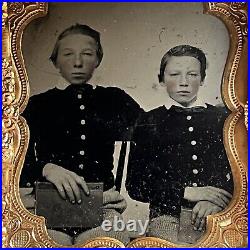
<box><xmin>55</xmin><ymin>34</ymin><xmax>99</xmax><ymax>85</ymax></box>
<box><xmin>163</xmin><ymin>56</ymin><xmax>203</xmax><ymax>107</ymax></box>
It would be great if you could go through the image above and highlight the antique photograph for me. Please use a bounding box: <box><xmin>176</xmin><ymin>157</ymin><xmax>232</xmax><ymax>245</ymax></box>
<box><xmin>18</xmin><ymin>2</ymin><xmax>236</xmax><ymax>246</ymax></box>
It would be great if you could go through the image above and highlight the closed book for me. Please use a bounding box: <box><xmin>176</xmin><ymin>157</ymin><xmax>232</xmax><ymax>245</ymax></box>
<box><xmin>35</xmin><ymin>182</ymin><xmax>103</xmax><ymax>229</ymax></box>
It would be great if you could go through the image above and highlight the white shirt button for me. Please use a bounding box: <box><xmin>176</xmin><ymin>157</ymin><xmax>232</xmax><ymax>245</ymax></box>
<box><xmin>192</xmin><ymin>155</ymin><xmax>198</xmax><ymax>160</ymax></box>
<box><xmin>191</xmin><ymin>140</ymin><xmax>196</xmax><ymax>145</ymax></box>
<box><xmin>187</xmin><ymin>116</ymin><xmax>192</xmax><ymax>120</ymax></box>
<box><xmin>80</xmin><ymin>120</ymin><xmax>85</xmax><ymax>125</ymax></box>
<box><xmin>80</xmin><ymin>150</ymin><xmax>85</xmax><ymax>155</ymax></box>
<box><xmin>77</xmin><ymin>94</ymin><xmax>82</xmax><ymax>99</ymax></box>
<box><xmin>26</xmin><ymin>182</ymin><xmax>31</xmax><ymax>187</ymax></box>
<box><xmin>192</xmin><ymin>182</ymin><xmax>198</xmax><ymax>187</ymax></box>
<box><xmin>81</xmin><ymin>135</ymin><xmax>86</xmax><ymax>140</ymax></box>
<box><xmin>80</xmin><ymin>105</ymin><xmax>85</xmax><ymax>110</ymax></box>
<box><xmin>188</xmin><ymin>127</ymin><xmax>194</xmax><ymax>132</ymax></box>
<box><xmin>193</xmin><ymin>169</ymin><xmax>198</xmax><ymax>174</ymax></box>
<box><xmin>79</xmin><ymin>164</ymin><xmax>84</xmax><ymax>170</ymax></box>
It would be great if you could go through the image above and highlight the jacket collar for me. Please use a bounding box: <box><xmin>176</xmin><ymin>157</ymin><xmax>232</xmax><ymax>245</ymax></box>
<box><xmin>65</xmin><ymin>83</ymin><xmax>94</xmax><ymax>93</ymax></box>
<box><xmin>164</xmin><ymin>97</ymin><xmax>207</xmax><ymax>110</ymax></box>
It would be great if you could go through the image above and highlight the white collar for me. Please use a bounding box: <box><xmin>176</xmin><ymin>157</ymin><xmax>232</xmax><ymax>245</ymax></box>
<box><xmin>164</xmin><ymin>97</ymin><xmax>207</xmax><ymax>109</ymax></box>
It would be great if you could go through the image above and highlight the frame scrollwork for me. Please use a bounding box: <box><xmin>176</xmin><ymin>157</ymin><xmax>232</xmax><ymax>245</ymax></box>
<box><xmin>2</xmin><ymin>2</ymin><xmax>247</xmax><ymax>248</ymax></box>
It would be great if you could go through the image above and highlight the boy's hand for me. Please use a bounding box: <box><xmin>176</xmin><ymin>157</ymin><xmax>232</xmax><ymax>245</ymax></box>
<box><xmin>191</xmin><ymin>200</ymin><xmax>222</xmax><ymax>231</ymax></box>
<box><xmin>103</xmin><ymin>189</ymin><xmax>127</xmax><ymax>213</ymax></box>
<box><xmin>42</xmin><ymin>163</ymin><xmax>89</xmax><ymax>204</ymax></box>
<box><xmin>184</xmin><ymin>186</ymin><xmax>232</xmax><ymax>208</ymax></box>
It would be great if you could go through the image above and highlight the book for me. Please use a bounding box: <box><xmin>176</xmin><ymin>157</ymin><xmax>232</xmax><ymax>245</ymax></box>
<box><xmin>35</xmin><ymin>182</ymin><xmax>103</xmax><ymax>229</ymax></box>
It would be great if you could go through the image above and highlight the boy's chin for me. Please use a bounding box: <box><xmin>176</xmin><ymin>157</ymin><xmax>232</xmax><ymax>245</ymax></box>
<box><xmin>173</xmin><ymin>98</ymin><xmax>194</xmax><ymax>107</ymax></box>
<box><xmin>70</xmin><ymin>80</ymin><xmax>88</xmax><ymax>85</ymax></box>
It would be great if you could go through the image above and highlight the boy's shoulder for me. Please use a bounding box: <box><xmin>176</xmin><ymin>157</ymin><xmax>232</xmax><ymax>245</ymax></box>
<box><xmin>25</xmin><ymin>87</ymin><xmax>60</xmax><ymax>110</ymax></box>
<box><xmin>137</xmin><ymin>106</ymin><xmax>166</xmax><ymax>125</ymax></box>
<box><xmin>201</xmin><ymin>104</ymin><xmax>230</xmax><ymax>125</ymax></box>
<box><xmin>206</xmin><ymin>103</ymin><xmax>230</xmax><ymax>115</ymax></box>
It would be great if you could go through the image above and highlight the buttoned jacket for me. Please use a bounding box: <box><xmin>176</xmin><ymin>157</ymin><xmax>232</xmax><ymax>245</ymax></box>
<box><xmin>21</xmin><ymin>83</ymin><xmax>142</xmax><ymax>191</ymax></box>
<box><xmin>126</xmin><ymin>104</ymin><xmax>234</xmax><ymax>218</ymax></box>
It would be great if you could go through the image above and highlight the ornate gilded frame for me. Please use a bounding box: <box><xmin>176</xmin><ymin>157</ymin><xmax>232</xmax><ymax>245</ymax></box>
<box><xmin>2</xmin><ymin>2</ymin><xmax>248</xmax><ymax>248</ymax></box>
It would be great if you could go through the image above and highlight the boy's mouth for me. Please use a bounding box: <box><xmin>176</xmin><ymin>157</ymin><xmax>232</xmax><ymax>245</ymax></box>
<box><xmin>177</xmin><ymin>91</ymin><xmax>190</xmax><ymax>94</ymax></box>
<box><xmin>72</xmin><ymin>73</ymin><xmax>86</xmax><ymax>76</ymax></box>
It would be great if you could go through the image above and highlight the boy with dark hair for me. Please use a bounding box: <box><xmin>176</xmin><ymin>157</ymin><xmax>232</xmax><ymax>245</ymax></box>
<box><xmin>126</xmin><ymin>45</ymin><xmax>233</xmax><ymax>243</ymax></box>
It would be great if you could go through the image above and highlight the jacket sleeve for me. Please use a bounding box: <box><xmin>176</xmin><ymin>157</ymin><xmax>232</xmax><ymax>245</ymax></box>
<box><xmin>125</xmin><ymin>110</ymin><xmax>188</xmax><ymax>218</ymax></box>
<box><xmin>149</xmin><ymin>177</ymin><xmax>185</xmax><ymax>219</ymax></box>
<box><xmin>126</xmin><ymin>130</ymin><xmax>185</xmax><ymax>218</ymax></box>
<box><xmin>206</xmin><ymin>136</ymin><xmax>234</xmax><ymax>194</ymax></box>
<box><xmin>20</xmin><ymin>96</ymin><xmax>46</xmax><ymax>187</ymax></box>
<box><xmin>125</xmin><ymin>112</ymin><xmax>163</xmax><ymax>204</ymax></box>
<box><xmin>126</xmin><ymin>141</ymin><xmax>153</xmax><ymax>203</ymax></box>
<box><xmin>125</xmin><ymin>112</ymin><xmax>150</xmax><ymax>202</ymax></box>
<box><xmin>111</xmin><ymin>88</ymin><xmax>143</xmax><ymax>141</ymax></box>
<box><xmin>207</xmin><ymin>107</ymin><xmax>234</xmax><ymax>194</ymax></box>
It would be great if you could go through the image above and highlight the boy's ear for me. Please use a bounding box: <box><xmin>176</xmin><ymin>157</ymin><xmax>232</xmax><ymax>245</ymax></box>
<box><xmin>53</xmin><ymin>60</ymin><xmax>59</xmax><ymax>69</ymax></box>
<box><xmin>158</xmin><ymin>74</ymin><xmax>161</xmax><ymax>83</ymax></box>
<box><xmin>158</xmin><ymin>74</ymin><xmax>166</xmax><ymax>87</ymax></box>
<box><xmin>159</xmin><ymin>81</ymin><xmax>166</xmax><ymax>87</ymax></box>
<box><xmin>158</xmin><ymin>74</ymin><xmax>165</xmax><ymax>86</ymax></box>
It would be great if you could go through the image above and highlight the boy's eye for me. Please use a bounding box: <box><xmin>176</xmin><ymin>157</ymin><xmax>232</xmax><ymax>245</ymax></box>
<box><xmin>169</xmin><ymin>73</ymin><xmax>179</xmax><ymax>76</ymax></box>
<box><xmin>189</xmin><ymin>73</ymin><xmax>198</xmax><ymax>77</ymax></box>
<box><xmin>83</xmin><ymin>52</ymin><xmax>93</xmax><ymax>56</ymax></box>
<box><xmin>82</xmin><ymin>51</ymin><xmax>94</xmax><ymax>56</ymax></box>
<box><xmin>63</xmin><ymin>52</ymin><xmax>73</xmax><ymax>56</ymax></box>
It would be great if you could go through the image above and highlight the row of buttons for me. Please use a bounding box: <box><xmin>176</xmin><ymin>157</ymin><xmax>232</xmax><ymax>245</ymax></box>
<box><xmin>79</xmin><ymin>117</ymin><xmax>86</xmax><ymax>159</ymax></box>
<box><xmin>187</xmin><ymin>116</ymin><xmax>193</xmax><ymax>132</ymax></box>
<box><xmin>79</xmin><ymin>96</ymin><xmax>86</xmax><ymax>169</ymax></box>
<box><xmin>187</xmin><ymin>115</ymin><xmax>199</xmax><ymax>177</ymax></box>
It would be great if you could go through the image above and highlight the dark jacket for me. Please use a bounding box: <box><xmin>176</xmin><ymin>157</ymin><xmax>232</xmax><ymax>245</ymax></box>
<box><xmin>126</xmin><ymin>104</ymin><xmax>234</xmax><ymax>219</ymax></box>
<box><xmin>20</xmin><ymin>83</ymin><xmax>142</xmax><ymax>191</ymax></box>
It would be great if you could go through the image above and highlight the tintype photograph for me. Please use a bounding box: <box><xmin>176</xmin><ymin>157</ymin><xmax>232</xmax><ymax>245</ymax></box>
<box><xmin>15</xmin><ymin>2</ymin><xmax>241</xmax><ymax>247</ymax></box>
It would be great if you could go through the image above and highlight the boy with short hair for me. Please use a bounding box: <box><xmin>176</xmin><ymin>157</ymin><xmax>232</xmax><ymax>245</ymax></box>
<box><xmin>21</xmin><ymin>24</ymin><xmax>142</xmax><ymax>245</ymax></box>
<box><xmin>126</xmin><ymin>45</ymin><xmax>233</xmax><ymax>243</ymax></box>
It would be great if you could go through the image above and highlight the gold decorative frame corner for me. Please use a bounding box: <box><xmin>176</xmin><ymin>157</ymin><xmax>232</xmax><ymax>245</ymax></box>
<box><xmin>2</xmin><ymin>2</ymin><xmax>248</xmax><ymax>248</ymax></box>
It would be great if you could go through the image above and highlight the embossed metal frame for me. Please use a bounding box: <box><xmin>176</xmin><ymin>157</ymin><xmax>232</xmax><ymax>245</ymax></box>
<box><xmin>2</xmin><ymin>2</ymin><xmax>248</xmax><ymax>248</ymax></box>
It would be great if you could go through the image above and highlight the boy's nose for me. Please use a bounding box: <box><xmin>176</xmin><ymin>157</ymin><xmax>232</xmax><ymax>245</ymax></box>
<box><xmin>179</xmin><ymin>77</ymin><xmax>189</xmax><ymax>87</ymax></box>
<box><xmin>74</xmin><ymin>55</ymin><xmax>83</xmax><ymax>68</ymax></box>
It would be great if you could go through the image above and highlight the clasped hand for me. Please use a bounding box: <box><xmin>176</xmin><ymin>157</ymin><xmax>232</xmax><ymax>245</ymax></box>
<box><xmin>42</xmin><ymin>163</ymin><xmax>89</xmax><ymax>204</ymax></box>
<box><xmin>185</xmin><ymin>186</ymin><xmax>232</xmax><ymax>231</ymax></box>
